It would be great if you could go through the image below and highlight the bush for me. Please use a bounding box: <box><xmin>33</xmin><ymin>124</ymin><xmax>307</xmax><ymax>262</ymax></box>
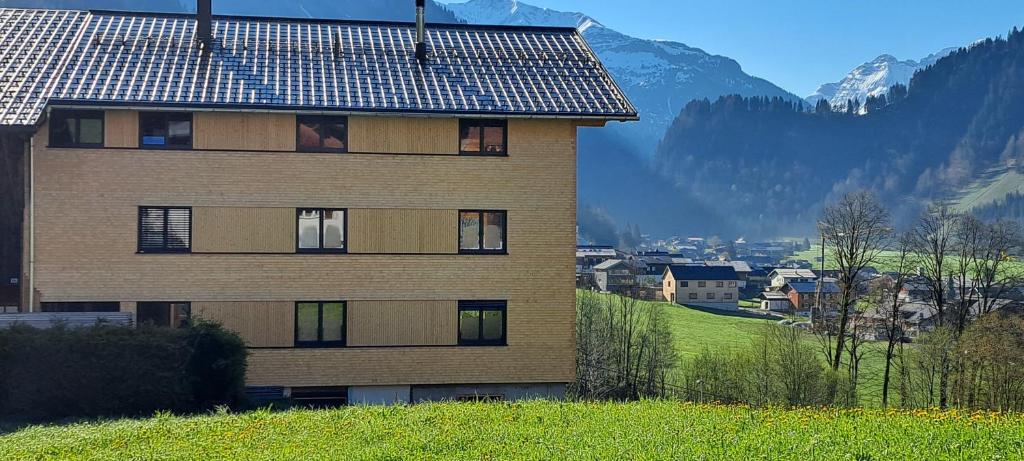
<box><xmin>0</xmin><ymin>320</ymin><xmax>247</xmax><ymax>421</ymax></box>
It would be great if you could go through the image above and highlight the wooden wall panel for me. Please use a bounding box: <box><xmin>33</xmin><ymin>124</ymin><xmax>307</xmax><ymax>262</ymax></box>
<box><xmin>192</xmin><ymin>207</ymin><xmax>295</xmax><ymax>253</ymax></box>
<box><xmin>348</xmin><ymin>116</ymin><xmax>458</xmax><ymax>154</ymax></box>
<box><xmin>104</xmin><ymin>110</ymin><xmax>138</xmax><ymax>148</ymax></box>
<box><xmin>347</xmin><ymin>300</ymin><xmax>457</xmax><ymax>346</ymax></box>
<box><xmin>348</xmin><ymin>208</ymin><xmax>457</xmax><ymax>254</ymax></box>
<box><xmin>193</xmin><ymin>301</ymin><xmax>294</xmax><ymax>347</ymax></box>
<box><xmin>194</xmin><ymin>112</ymin><xmax>296</xmax><ymax>151</ymax></box>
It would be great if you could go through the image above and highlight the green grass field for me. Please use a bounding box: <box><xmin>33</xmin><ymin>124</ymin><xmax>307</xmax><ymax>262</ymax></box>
<box><xmin>595</xmin><ymin>292</ymin><xmax>891</xmax><ymax>405</ymax></box>
<box><xmin>2</xmin><ymin>401</ymin><xmax>1020</xmax><ymax>460</ymax></box>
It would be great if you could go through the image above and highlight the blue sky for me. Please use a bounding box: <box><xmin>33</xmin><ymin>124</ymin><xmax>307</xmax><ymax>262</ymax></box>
<box><xmin>440</xmin><ymin>0</ymin><xmax>1024</xmax><ymax>96</ymax></box>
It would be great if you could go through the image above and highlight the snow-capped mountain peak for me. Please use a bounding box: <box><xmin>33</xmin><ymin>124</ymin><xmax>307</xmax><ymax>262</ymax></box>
<box><xmin>806</xmin><ymin>47</ymin><xmax>958</xmax><ymax>108</ymax></box>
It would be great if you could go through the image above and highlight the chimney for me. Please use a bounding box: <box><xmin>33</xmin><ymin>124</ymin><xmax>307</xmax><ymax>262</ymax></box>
<box><xmin>197</xmin><ymin>0</ymin><xmax>212</xmax><ymax>49</ymax></box>
<box><xmin>415</xmin><ymin>0</ymin><xmax>427</xmax><ymax>61</ymax></box>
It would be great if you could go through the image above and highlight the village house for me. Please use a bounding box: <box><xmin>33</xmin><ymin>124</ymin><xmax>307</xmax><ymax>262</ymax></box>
<box><xmin>768</xmin><ymin>268</ymin><xmax>817</xmax><ymax>289</ymax></box>
<box><xmin>757</xmin><ymin>291</ymin><xmax>791</xmax><ymax>311</ymax></box>
<box><xmin>1</xmin><ymin>4</ymin><xmax>636</xmax><ymax>404</ymax></box>
<box><xmin>782</xmin><ymin>281</ymin><xmax>841</xmax><ymax>311</ymax></box>
<box><xmin>576</xmin><ymin>245</ymin><xmax>618</xmax><ymax>288</ymax></box>
<box><xmin>662</xmin><ymin>265</ymin><xmax>739</xmax><ymax>310</ymax></box>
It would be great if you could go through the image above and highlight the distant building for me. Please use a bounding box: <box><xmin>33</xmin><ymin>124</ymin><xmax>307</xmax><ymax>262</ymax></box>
<box><xmin>594</xmin><ymin>259</ymin><xmax>636</xmax><ymax>294</ymax></box>
<box><xmin>758</xmin><ymin>291</ymin><xmax>792</xmax><ymax>311</ymax></box>
<box><xmin>783</xmin><ymin>281</ymin><xmax>840</xmax><ymax>311</ymax></box>
<box><xmin>663</xmin><ymin>265</ymin><xmax>739</xmax><ymax>310</ymax></box>
<box><xmin>577</xmin><ymin>245</ymin><xmax>618</xmax><ymax>288</ymax></box>
<box><xmin>768</xmin><ymin>269</ymin><xmax>817</xmax><ymax>289</ymax></box>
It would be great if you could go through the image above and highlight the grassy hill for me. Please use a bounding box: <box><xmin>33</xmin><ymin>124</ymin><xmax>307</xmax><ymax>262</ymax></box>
<box><xmin>1</xmin><ymin>401</ymin><xmax>1020</xmax><ymax>460</ymax></box>
<box><xmin>952</xmin><ymin>165</ymin><xmax>1024</xmax><ymax>212</ymax></box>
<box><xmin>603</xmin><ymin>292</ymin><xmax>890</xmax><ymax>405</ymax></box>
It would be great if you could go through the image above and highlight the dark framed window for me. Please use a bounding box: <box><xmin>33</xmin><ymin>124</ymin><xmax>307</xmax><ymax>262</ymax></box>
<box><xmin>724</xmin><ymin>293</ymin><xmax>733</xmax><ymax>300</ymax></box>
<box><xmin>140</xmin><ymin>112</ymin><xmax>192</xmax><ymax>149</ymax></box>
<box><xmin>459</xmin><ymin>210</ymin><xmax>506</xmax><ymax>254</ymax></box>
<box><xmin>681</xmin><ymin>281</ymin><xmax>689</xmax><ymax>287</ymax></box>
<box><xmin>458</xmin><ymin>300</ymin><xmax>506</xmax><ymax>346</ymax></box>
<box><xmin>40</xmin><ymin>302</ymin><xmax>119</xmax><ymax>312</ymax></box>
<box><xmin>297</xmin><ymin>115</ymin><xmax>347</xmax><ymax>152</ymax></box>
<box><xmin>137</xmin><ymin>302</ymin><xmax>191</xmax><ymax>328</ymax></box>
<box><xmin>698</xmin><ymin>281</ymin><xmax>706</xmax><ymax>288</ymax></box>
<box><xmin>138</xmin><ymin>206</ymin><xmax>192</xmax><ymax>253</ymax></box>
<box><xmin>459</xmin><ymin>119</ymin><xmax>507</xmax><ymax>155</ymax></box>
<box><xmin>296</xmin><ymin>209</ymin><xmax>347</xmax><ymax>253</ymax></box>
<box><xmin>688</xmin><ymin>293</ymin><xmax>697</xmax><ymax>300</ymax></box>
<box><xmin>295</xmin><ymin>301</ymin><xmax>346</xmax><ymax>347</ymax></box>
<box><xmin>49</xmin><ymin>109</ymin><xmax>104</xmax><ymax>147</ymax></box>
<box><xmin>707</xmin><ymin>292</ymin><xmax>715</xmax><ymax>300</ymax></box>
<box><xmin>716</xmin><ymin>281</ymin><xmax>724</xmax><ymax>288</ymax></box>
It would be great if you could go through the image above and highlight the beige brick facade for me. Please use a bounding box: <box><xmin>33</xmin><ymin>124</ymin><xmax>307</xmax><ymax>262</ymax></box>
<box><xmin>25</xmin><ymin>113</ymin><xmax>580</xmax><ymax>389</ymax></box>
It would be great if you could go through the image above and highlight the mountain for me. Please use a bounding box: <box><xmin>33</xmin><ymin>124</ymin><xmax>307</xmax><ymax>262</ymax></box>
<box><xmin>806</xmin><ymin>48</ymin><xmax>958</xmax><ymax>108</ymax></box>
<box><xmin>0</xmin><ymin>0</ymin><xmax>461</xmax><ymax>22</ymax></box>
<box><xmin>656</xmin><ymin>30</ymin><xmax>1024</xmax><ymax>237</ymax></box>
<box><xmin>445</xmin><ymin>0</ymin><xmax>802</xmax><ymax>157</ymax></box>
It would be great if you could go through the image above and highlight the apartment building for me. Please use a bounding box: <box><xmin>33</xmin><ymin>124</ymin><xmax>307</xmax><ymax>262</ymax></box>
<box><xmin>662</xmin><ymin>265</ymin><xmax>740</xmax><ymax>310</ymax></box>
<box><xmin>0</xmin><ymin>5</ymin><xmax>636</xmax><ymax>403</ymax></box>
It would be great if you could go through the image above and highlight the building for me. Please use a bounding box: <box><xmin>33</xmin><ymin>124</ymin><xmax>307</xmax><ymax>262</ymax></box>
<box><xmin>768</xmin><ymin>268</ymin><xmax>817</xmax><ymax>289</ymax></box>
<box><xmin>782</xmin><ymin>281</ymin><xmax>840</xmax><ymax>311</ymax></box>
<box><xmin>662</xmin><ymin>265</ymin><xmax>739</xmax><ymax>310</ymax></box>
<box><xmin>757</xmin><ymin>291</ymin><xmax>792</xmax><ymax>311</ymax></box>
<box><xmin>593</xmin><ymin>259</ymin><xmax>636</xmax><ymax>294</ymax></box>
<box><xmin>576</xmin><ymin>245</ymin><xmax>618</xmax><ymax>288</ymax></box>
<box><xmin>1</xmin><ymin>5</ymin><xmax>636</xmax><ymax>403</ymax></box>
<box><xmin>703</xmin><ymin>260</ymin><xmax>752</xmax><ymax>289</ymax></box>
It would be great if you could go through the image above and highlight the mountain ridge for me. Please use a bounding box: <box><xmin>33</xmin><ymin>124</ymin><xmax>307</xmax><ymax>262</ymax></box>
<box><xmin>806</xmin><ymin>47</ymin><xmax>959</xmax><ymax>108</ymax></box>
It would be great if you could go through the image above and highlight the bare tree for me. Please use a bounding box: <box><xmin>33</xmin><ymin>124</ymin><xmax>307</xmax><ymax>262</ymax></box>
<box><xmin>818</xmin><ymin>191</ymin><xmax>891</xmax><ymax>372</ymax></box>
<box><xmin>880</xmin><ymin>233</ymin><xmax>914</xmax><ymax>407</ymax></box>
<box><xmin>973</xmin><ymin>220</ymin><xmax>1023</xmax><ymax>315</ymax></box>
<box><xmin>909</xmin><ymin>205</ymin><xmax>959</xmax><ymax>408</ymax></box>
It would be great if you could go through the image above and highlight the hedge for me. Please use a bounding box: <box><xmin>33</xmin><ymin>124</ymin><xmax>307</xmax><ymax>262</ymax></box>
<box><xmin>0</xmin><ymin>321</ymin><xmax>247</xmax><ymax>422</ymax></box>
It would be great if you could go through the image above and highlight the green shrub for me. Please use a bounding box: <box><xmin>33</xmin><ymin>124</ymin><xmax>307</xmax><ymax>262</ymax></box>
<box><xmin>0</xmin><ymin>320</ymin><xmax>247</xmax><ymax>421</ymax></box>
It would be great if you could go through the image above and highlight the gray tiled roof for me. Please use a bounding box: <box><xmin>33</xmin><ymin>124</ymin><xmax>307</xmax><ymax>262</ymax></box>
<box><xmin>0</xmin><ymin>8</ymin><xmax>638</xmax><ymax>127</ymax></box>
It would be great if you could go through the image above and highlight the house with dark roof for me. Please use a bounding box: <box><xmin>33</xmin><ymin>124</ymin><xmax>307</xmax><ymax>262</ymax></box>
<box><xmin>662</xmin><ymin>265</ymin><xmax>739</xmax><ymax>310</ymax></box>
<box><xmin>782</xmin><ymin>281</ymin><xmax>841</xmax><ymax>311</ymax></box>
<box><xmin>0</xmin><ymin>2</ymin><xmax>636</xmax><ymax>404</ymax></box>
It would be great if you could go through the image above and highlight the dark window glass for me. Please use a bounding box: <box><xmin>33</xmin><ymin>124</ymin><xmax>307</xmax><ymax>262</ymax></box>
<box><xmin>459</xmin><ymin>210</ymin><xmax>506</xmax><ymax>254</ymax></box>
<box><xmin>458</xmin><ymin>300</ymin><xmax>506</xmax><ymax>346</ymax></box>
<box><xmin>295</xmin><ymin>301</ymin><xmax>346</xmax><ymax>347</ymax></box>
<box><xmin>40</xmin><ymin>302</ymin><xmax>119</xmax><ymax>312</ymax></box>
<box><xmin>297</xmin><ymin>116</ymin><xmax>347</xmax><ymax>152</ymax></box>
<box><xmin>140</xmin><ymin>112</ymin><xmax>192</xmax><ymax>149</ymax></box>
<box><xmin>138</xmin><ymin>207</ymin><xmax>192</xmax><ymax>253</ymax></box>
<box><xmin>716</xmin><ymin>281</ymin><xmax>724</xmax><ymax>288</ymax></box>
<box><xmin>49</xmin><ymin>110</ymin><xmax>104</xmax><ymax>147</ymax></box>
<box><xmin>137</xmin><ymin>302</ymin><xmax>190</xmax><ymax>328</ymax></box>
<box><xmin>689</xmin><ymin>293</ymin><xmax>697</xmax><ymax>300</ymax></box>
<box><xmin>296</xmin><ymin>209</ymin><xmax>346</xmax><ymax>252</ymax></box>
<box><xmin>459</xmin><ymin>119</ymin><xmax>507</xmax><ymax>155</ymax></box>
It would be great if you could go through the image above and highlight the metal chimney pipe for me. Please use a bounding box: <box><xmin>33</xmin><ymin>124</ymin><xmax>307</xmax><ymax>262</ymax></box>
<box><xmin>415</xmin><ymin>0</ymin><xmax>427</xmax><ymax>61</ymax></box>
<box><xmin>197</xmin><ymin>0</ymin><xmax>212</xmax><ymax>48</ymax></box>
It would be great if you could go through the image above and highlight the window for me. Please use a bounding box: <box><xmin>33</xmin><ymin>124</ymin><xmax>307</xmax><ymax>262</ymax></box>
<box><xmin>728</xmin><ymin>281</ymin><xmax>737</xmax><ymax>288</ymax></box>
<box><xmin>698</xmin><ymin>281</ymin><xmax>706</xmax><ymax>288</ymax></box>
<box><xmin>707</xmin><ymin>292</ymin><xmax>715</xmax><ymax>300</ymax></box>
<box><xmin>140</xmin><ymin>112</ymin><xmax>192</xmax><ymax>149</ymax></box>
<box><xmin>688</xmin><ymin>293</ymin><xmax>697</xmax><ymax>300</ymax></box>
<box><xmin>40</xmin><ymin>302</ymin><xmax>118</xmax><ymax>312</ymax></box>
<box><xmin>49</xmin><ymin>109</ymin><xmax>104</xmax><ymax>147</ymax></box>
<box><xmin>297</xmin><ymin>209</ymin><xmax>346</xmax><ymax>252</ymax></box>
<box><xmin>459</xmin><ymin>210</ymin><xmax>506</xmax><ymax>254</ymax></box>
<box><xmin>295</xmin><ymin>301</ymin><xmax>346</xmax><ymax>347</ymax></box>
<box><xmin>297</xmin><ymin>116</ymin><xmax>347</xmax><ymax>152</ymax></box>
<box><xmin>459</xmin><ymin>119</ymin><xmax>507</xmax><ymax>155</ymax></box>
<box><xmin>138</xmin><ymin>207</ymin><xmax>192</xmax><ymax>253</ymax></box>
<box><xmin>681</xmin><ymin>281</ymin><xmax>689</xmax><ymax>287</ymax></box>
<box><xmin>137</xmin><ymin>302</ymin><xmax>191</xmax><ymax>328</ymax></box>
<box><xmin>458</xmin><ymin>300</ymin><xmax>506</xmax><ymax>346</ymax></box>
<box><xmin>716</xmin><ymin>281</ymin><xmax>724</xmax><ymax>288</ymax></box>
<box><xmin>724</xmin><ymin>293</ymin><xmax>733</xmax><ymax>300</ymax></box>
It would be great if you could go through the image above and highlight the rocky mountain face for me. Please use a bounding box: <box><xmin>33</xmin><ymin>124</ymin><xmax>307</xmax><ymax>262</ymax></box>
<box><xmin>806</xmin><ymin>48</ymin><xmax>958</xmax><ymax>109</ymax></box>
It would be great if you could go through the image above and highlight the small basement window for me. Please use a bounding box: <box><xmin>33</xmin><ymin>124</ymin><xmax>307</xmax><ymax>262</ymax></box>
<box><xmin>458</xmin><ymin>300</ymin><xmax>506</xmax><ymax>346</ymax></box>
<box><xmin>137</xmin><ymin>302</ymin><xmax>191</xmax><ymax>328</ymax></box>
<box><xmin>138</xmin><ymin>207</ymin><xmax>192</xmax><ymax>253</ymax></box>
<box><xmin>459</xmin><ymin>210</ymin><xmax>506</xmax><ymax>254</ymax></box>
<box><xmin>40</xmin><ymin>302</ymin><xmax>119</xmax><ymax>312</ymax></box>
<box><xmin>140</xmin><ymin>112</ymin><xmax>192</xmax><ymax>149</ymax></box>
<box><xmin>49</xmin><ymin>109</ymin><xmax>104</xmax><ymax>147</ymax></box>
<box><xmin>297</xmin><ymin>209</ymin><xmax>347</xmax><ymax>252</ymax></box>
<box><xmin>295</xmin><ymin>301</ymin><xmax>346</xmax><ymax>347</ymax></box>
<box><xmin>297</xmin><ymin>116</ymin><xmax>347</xmax><ymax>152</ymax></box>
<box><xmin>459</xmin><ymin>119</ymin><xmax>507</xmax><ymax>155</ymax></box>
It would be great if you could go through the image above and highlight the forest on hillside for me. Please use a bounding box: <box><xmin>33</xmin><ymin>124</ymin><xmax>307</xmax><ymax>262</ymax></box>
<box><xmin>653</xmin><ymin>28</ymin><xmax>1024</xmax><ymax>237</ymax></box>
